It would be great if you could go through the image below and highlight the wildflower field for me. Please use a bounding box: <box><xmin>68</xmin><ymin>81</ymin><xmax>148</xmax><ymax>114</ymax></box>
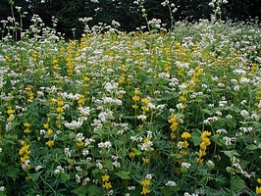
<box><xmin>1</xmin><ymin>14</ymin><xmax>261</xmax><ymax>196</ymax></box>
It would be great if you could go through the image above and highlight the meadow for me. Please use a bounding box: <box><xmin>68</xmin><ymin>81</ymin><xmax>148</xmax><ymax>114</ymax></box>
<box><xmin>1</xmin><ymin>12</ymin><xmax>261</xmax><ymax>196</ymax></box>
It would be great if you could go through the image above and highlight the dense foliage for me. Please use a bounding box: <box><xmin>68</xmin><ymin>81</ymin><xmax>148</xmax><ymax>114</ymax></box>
<box><xmin>0</xmin><ymin>0</ymin><xmax>260</xmax><ymax>39</ymax></box>
<box><xmin>1</xmin><ymin>6</ymin><xmax>261</xmax><ymax>195</ymax></box>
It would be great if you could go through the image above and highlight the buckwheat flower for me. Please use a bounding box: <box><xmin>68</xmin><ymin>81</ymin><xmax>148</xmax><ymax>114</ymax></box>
<box><xmin>216</xmin><ymin>129</ymin><xmax>227</xmax><ymax>134</ymax></box>
<box><xmin>226</xmin><ymin>114</ymin><xmax>233</xmax><ymax>119</ymax></box>
<box><xmin>104</xmin><ymin>141</ymin><xmax>112</xmax><ymax>148</ymax></box>
<box><xmin>96</xmin><ymin>161</ymin><xmax>103</xmax><ymax>169</ymax></box>
<box><xmin>0</xmin><ymin>186</ymin><xmax>5</xmax><ymax>192</ymax></box>
<box><xmin>64</xmin><ymin>148</ymin><xmax>71</xmax><ymax>157</ymax></box>
<box><xmin>223</xmin><ymin>136</ymin><xmax>234</xmax><ymax>146</ymax></box>
<box><xmin>240</xmin><ymin>77</ymin><xmax>250</xmax><ymax>84</ymax></box>
<box><xmin>35</xmin><ymin>165</ymin><xmax>43</xmax><ymax>172</ymax></box>
<box><xmin>82</xmin><ymin>177</ymin><xmax>90</xmax><ymax>186</ymax></box>
<box><xmin>76</xmin><ymin>133</ymin><xmax>85</xmax><ymax>142</ymax></box>
<box><xmin>165</xmin><ymin>180</ymin><xmax>177</xmax><ymax>187</ymax></box>
<box><xmin>75</xmin><ymin>174</ymin><xmax>81</xmax><ymax>183</ymax></box>
<box><xmin>54</xmin><ymin>166</ymin><xmax>64</xmax><ymax>174</ymax></box>
<box><xmin>113</xmin><ymin>161</ymin><xmax>121</xmax><ymax>168</ymax></box>
<box><xmin>251</xmin><ymin>113</ymin><xmax>259</xmax><ymax>120</ymax></box>
<box><xmin>82</xmin><ymin>149</ymin><xmax>89</xmax><ymax>156</ymax></box>
<box><xmin>215</xmin><ymin>111</ymin><xmax>222</xmax><ymax>116</ymax></box>
<box><xmin>137</xmin><ymin>115</ymin><xmax>147</xmax><ymax>121</ymax></box>
<box><xmin>141</xmin><ymin>141</ymin><xmax>153</xmax><ymax>151</ymax></box>
<box><xmin>84</xmin><ymin>138</ymin><xmax>95</xmax><ymax>146</ymax></box>
<box><xmin>64</xmin><ymin>120</ymin><xmax>83</xmax><ymax>130</ymax></box>
<box><xmin>218</xmin><ymin>100</ymin><xmax>227</xmax><ymax>107</ymax></box>
<box><xmin>176</xmin><ymin>103</ymin><xmax>185</xmax><ymax>109</ymax></box>
<box><xmin>181</xmin><ymin>162</ymin><xmax>191</xmax><ymax>169</ymax></box>
<box><xmin>240</xmin><ymin>110</ymin><xmax>249</xmax><ymax>118</ymax></box>
<box><xmin>233</xmin><ymin>85</ymin><xmax>240</xmax><ymax>91</ymax></box>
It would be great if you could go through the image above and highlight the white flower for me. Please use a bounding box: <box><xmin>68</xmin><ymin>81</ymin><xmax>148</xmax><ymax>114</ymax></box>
<box><xmin>240</xmin><ymin>110</ymin><xmax>249</xmax><ymax>118</ymax></box>
<box><xmin>181</xmin><ymin>162</ymin><xmax>191</xmax><ymax>169</ymax></box>
<box><xmin>64</xmin><ymin>120</ymin><xmax>83</xmax><ymax>130</ymax></box>
<box><xmin>0</xmin><ymin>186</ymin><xmax>5</xmax><ymax>192</ymax></box>
<box><xmin>240</xmin><ymin>77</ymin><xmax>250</xmax><ymax>84</ymax></box>
<box><xmin>165</xmin><ymin>180</ymin><xmax>177</xmax><ymax>187</ymax></box>
<box><xmin>137</xmin><ymin>115</ymin><xmax>147</xmax><ymax>121</ymax></box>
<box><xmin>75</xmin><ymin>174</ymin><xmax>81</xmax><ymax>183</ymax></box>
<box><xmin>146</xmin><ymin>174</ymin><xmax>152</xmax><ymax>180</ymax></box>
<box><xmin>141</xmin><ymin>141</ymin><xmax>153</xmax><ymax>151</ymax></box>
<box><xmin>54</xmin><ymin>166</ymin><xmax>64</xmax><ymax>174</ymax></box>
<box><xmin>0</xmin><ymin>148</ymin><xmax>2</xmax><ymax>153</ymax></box>
<box><xmin>35</xmin><ymin>165</ymin><xmax>43</xmax><ymax>172</ymax></box>
<box><xmin>76</xmin><ymin>133</ymin><xmax>85</xmax><ymax>142</ymax></box>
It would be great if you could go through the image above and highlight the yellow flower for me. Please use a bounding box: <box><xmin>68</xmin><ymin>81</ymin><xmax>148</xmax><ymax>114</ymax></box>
<box><xmin>141</xmin><ymin>179</ymin><xmax>151</xmax><ymax>187</ymax></box>
<box><xmin>132</xmin><ymin>95</ymin><xmax>140</xmax><ymax>102</ymax></box>
<box><xmin>6</xmin><ymin>108</ymin><xmax>15</xmax><ymax>115</ymax></box>
<box><xmin>7</xmin><ymin>116</ymin><xmax>14</xmax><ymax>122</ymax></box>
<box><xmin>43</xmin><ymin>123</ymin><xmax>49</xmax><ymax>129</ymax></box>
<box><xmin>134</xmin><ymin>89</ymin><xmax>140</xmax><ymax>95</ymax></box>
<box><xmin>180</xmin><ymin>150</ymin><xmax>188</xmax><ymax>156</ymax></box>
<box><xmin>198</xmin><ymin>149</ymin><xmax>206</xmax><ymax>158</ymax></box>
<box><xmin>141</xmin><ymin>186</ymin><xmax>151</xmax><ymax>195</ymax></box>
<box><xmin>78</xmin><ymin>99</ymin><xmax>85</xmax><ymax>106</ymax></box>
<box><xmin>141</xmin><ymin>98</ymin><xmax>150</xmax><ymax>104</ymax></box>
<box><xmin>19</xmin><ymin>145</ymin><xmax>30</xmax><ymax>155</ymax></box>
<box><xmin>103</xmin><ymin>182</ymin><xmax>112</xmax><ymax>189</ymax></box>
<box><xmin>170</xmin><ymin>122</ymin><xmax>178</xmax><ymax>132</ymax></box>
<box><xmin>102</xmin><ymin>174</ymin><xmax>110</xmax><ymax>182</ymax></box>
<box><xmin>141</xmin><ymin>106</ymin><xmax>149</xmax><ymax>112</ymax></box>
<box><xmin>170</xmin><ymin>132</ymin><xmax>176</xmax><ymax>139</ymax></box>
<box><xmin>128</xmin><ymin>152</ymin><xmax>136</xmax><ymax>159</ymax></box>
<box><xmin>256</xmin><ymin>186</ymin><xmax>261</xmax><ymax>194</ymax></box>
<box><xmin>46</xmin><ymin>140</ymin><xmax>54</xmax><ymax>147</ymax></box>
<box><xmin>46</xmin><ymin>129</ymin><xmax>53</xmax><ymax>136</ymax></box>
<box><xmin>20</xmin><ymin>154</ymin><xmax>30</xmax><ymax>163</ymax></box>
<box><xmin>196</xmin><ymin>157</ymin><xmax>203</xmax><ymax>164</ymax></box>
<box><xmin>181</xmin><ymin>132</ymin><xmax>191</xmax><ymax>139</ymax></box>
<box><xmin>132</xmin><ymin>104</ymin><xmax>139</xmax><ymax>109</ymax></box>
<box><xmin>142</xmin><ymin>157</ymin><xmax>150</xmax><ymax>164</ymax></box>
<box><xmin>178</xmin><ymin>96</ymin><xmax>187</xmax><ymax>102</ymax></box>
<box><xmin>23</xmin><ymin>123</ymin><xmax>31</xmax><ymax>128</ymax></box>
<box><xmin>24</xmin><ymin>128</ymin><xmax>31</xmax><ymax>134</ymax></box>
<box><xmin>258</xmin><ymin>178</ymin><xmax>261</xmax><ymax>184</ymax></box>
<box><xmin>143</xmin><ymin>137</ymin><xmax>150</xmax><ymax>143</ymax></box>
<box><xmin>56</xmin><ymin>107</ymin><xmax>64</xmax><ymax>113</ymax></box>
<box><xmin>201</xmin><ymin>131</ymin><xmax>211</xmax><ymax>139</ymax></box>
<box><xmin>76</xmin><ymin>141</ymin><xmax>84</xmax><ymax>147</ymax></box>
<box><xmin>178</xmin><ymin>141</ymin><xmax>189</xmax><ymax>148</ymax></box>
<box><xmin>57</xmin><ymin>100</ymin><xmax>64</xmax><ymax>107</ymax></box>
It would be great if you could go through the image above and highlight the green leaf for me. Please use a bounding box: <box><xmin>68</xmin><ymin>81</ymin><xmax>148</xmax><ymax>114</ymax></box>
<box><xmin>221</xmin><ymin>150</ymin><xmax>240</xmax><ymax>158</ymax></box>
<box><xmin>161</xmin><ymin>185</ymin><xmax>181</xmax><ymax>196</ymax></box>
<box><xmin>60</xmin><ymin>172</ymin><xmax>70</xmax><ymax>182</ymax></box>
<box><xmin>71</xmin><ymin>186</ymin><xmax>88</xmax><ymax>196</ymax></box>
<box><xmin>246</xmin><ymin>144</ymin><xmax>258</xmax><ymax>150</ymax></box>
<box><xmin>30</xmin><ymin>171</ymin><xmax>42</xmax><ymax>182</ymax></box>
<box><xmin>231</xmin><ymin>175</ymin><xmax>247</xmax><ymax>191</ymax></box>
<box><xmin>191</xmin><ymin>130</ymin><xmax>201</xmax><ymax>146</ymax></box>
<box><xmin>115</xmin><ymin>170</ymin><xmax>131</xmax><ymax>180</ymax></box>
<box><xmin>88</xmin><ymin>185</ymin><xmax>100</xmax><ymax>196</ymax></box>
<box><xmin>7</xmin><ymin>165</ymin><xmax>20</xmax><ymax>181</ymax></box>
<box><xmin>170</xmin><ymin>153</ymin><xmax>183</xmax><ymax>159</ymax></box>
<box><xmin>202</xmin><ymin>109</ymin><xmax>213</xmax><ymax>115</ymax></box>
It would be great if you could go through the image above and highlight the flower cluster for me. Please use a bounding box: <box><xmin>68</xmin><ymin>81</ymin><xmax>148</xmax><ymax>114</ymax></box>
<box><xmin>140</xmin><ymin>174</ymin><xmax>152</xmax><ymax>195</ymax></box>
<box><xmin>196</xmin><ymin>131</ymin><xmax>211</xmax><ymax>164</ymax></box>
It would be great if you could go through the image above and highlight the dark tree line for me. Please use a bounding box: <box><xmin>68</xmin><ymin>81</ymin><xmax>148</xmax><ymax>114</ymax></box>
<box><xmin>1</xmin><ymin>0</ymin><xmax>261</xmax><ymax>39</ymax></box>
